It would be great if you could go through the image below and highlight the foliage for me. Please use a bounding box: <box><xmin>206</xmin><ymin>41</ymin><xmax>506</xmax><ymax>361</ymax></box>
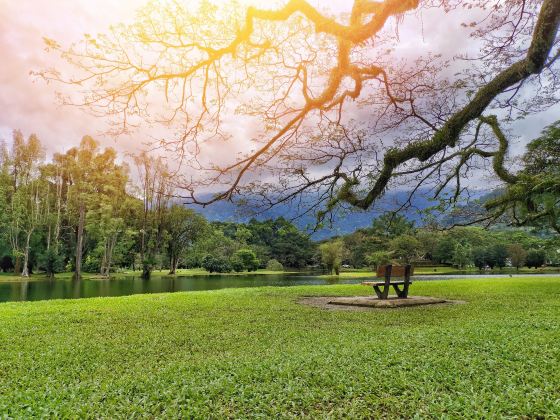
<box><xmin>0</xmin><ymin>256</ymin><xmax>14</xmax><ymax>273</ymax></box>
<box><xmin>342</xmin><ymin>230</ymin><xmax>383</xmax><ymax>268</ymax></box>
<box><xmin>165</xmin><ymin>205</ymin><xmax>207</xmax><ymax>274</ymax></box>
<box><xmin>232</xmin><ymin>249</ymin><xmax>260</xmax><ymax>272</ymax></box>
<box><xmin>388</xmin><ymin>235</ymin><xmax>422</xmax><ymax>264</ymax></box>
<box><xmin>492</xmin><ymin>244</ymin><xmax>509</xmax><ymax>269</ymax></box>
<box><xmin>452</xmin><ymin>243</ymin><xmax>472</xmax><ymax>269</ymax></box>
<box><xmin>370</xmin><ymin>213</ymin><xmax>414</xmax><ymax>238</ymax></box>
<box><xmin>0</xmin><ymin>134</ymin><xmax>320</xmax><ymax>276</ymax></box>
<box><xmin>473</xmin><ymin>244</ymin><xmax>508</xmax><ymax>270</ymax></box>
<box><xmin>245</xmin><ymin>218</ymin><xmax>316</xmax><ymax>269</ymax></box>
<box><xmin>265</xmin><ymin>259</ymin><xmax>284</xmax><ymax>272</ymax></box>
<box><xmin>526</xmin><ymin>249</ymin><xmax>546</xmax><ymax>269</ymax></box>
<box><xmin>230</xmin><ymin>256</ymin><xmax>245</xmax><ymax>273</ymax></box>
<box><xmin>365</xmin><ymin>251</ymin><xmax>392</xmax><ymax>270</ymax></box>
<box><xmin>201</xmin><ymin>255</ymin><xmax>232</xmax><ymax>273</ymax></box>
<box><xmin>319</xmin><ymin>240</ymin><xmax>344</xmax><ymax>275</ymax></box>
<box><xmin>473</xmin><ymin>247</ymin><xmax>489</xmax><ymax>270</ymax></box>
<box><xmin>433</xmin><ymin>237</ymin><xmax>457</xmax><ymax>264</ymax></box>
<box><xmin>507</xmin><ymin>244</ymin><xmax>527</xmax><ymax>270</ymax></box>
<box><xmin>486</xmin><ymin>120</ymin><xmax>560</xmax><ymax>233</ymax></box>
<box><xmin>0</xmin><ymin>130</ymin><xmax>556</xmax><ymax>277</ymax></box>
<box><xmin>37</xmin><ymin>248</ymin><xmax>65</xmax><ymax>278</ymax></box>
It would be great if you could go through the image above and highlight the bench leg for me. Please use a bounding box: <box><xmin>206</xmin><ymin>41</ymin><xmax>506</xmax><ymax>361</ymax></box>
<box><xmin>402</xmin><ymin>281</ymin><xmax>411</xmax><ymax>298</ymax></box>
<box><xmin>392</xmin><ymin>284</ymin><xmax>408</xmax><ymax>298</ymax></box>
<box><xmin>373</xmin><ymin>285</ymin><xmax>389</xmax><ymax>299</ymax></box>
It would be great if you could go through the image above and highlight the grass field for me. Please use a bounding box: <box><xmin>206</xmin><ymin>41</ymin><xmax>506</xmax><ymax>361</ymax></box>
<box><xmin>0</xmin><ymin>277</ymin><xmax>559</xmax><ymax>417</ymax></box>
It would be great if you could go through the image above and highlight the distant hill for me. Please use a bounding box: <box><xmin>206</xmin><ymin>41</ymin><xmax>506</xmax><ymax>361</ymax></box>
<box><xmin>187</xmin><ymin>189</ymin><xmax>488</xmax><ymax>239</ymax></box>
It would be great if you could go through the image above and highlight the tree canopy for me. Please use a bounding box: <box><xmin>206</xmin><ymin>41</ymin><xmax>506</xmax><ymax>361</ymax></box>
<box><xmin>485</xmin><ymin>120</ymin><xmax>560</xmax><ymax>233</ymax></box>
<box><xmin>39</xmin><ymin>0</ymin><xmax>560</xmax><ymax>229</ymax></box>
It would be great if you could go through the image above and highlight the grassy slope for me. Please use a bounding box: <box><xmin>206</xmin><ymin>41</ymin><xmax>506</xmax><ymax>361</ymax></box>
<box><xmin>0</xmin><ymin>277</ymin><xmax>559</xmax><ymax>418</ymax></box>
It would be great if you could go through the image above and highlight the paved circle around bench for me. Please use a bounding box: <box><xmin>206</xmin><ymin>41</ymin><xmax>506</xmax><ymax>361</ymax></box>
<box><xmin>299</xmin><ymin>296</ymin><xmax>465</xmax><ymax>310</ymax></box>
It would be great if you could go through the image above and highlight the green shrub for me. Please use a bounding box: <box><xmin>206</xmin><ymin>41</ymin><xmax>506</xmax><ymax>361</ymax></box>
<box><xmin>230</xmin><ymin>256</ymin><xmax>245</xmax><ymax>272</ymax></box>
<box><xmin>526</xmin><ymin>249</ymin><xmax>546</xmax><ymax>268</ymax></box>
<box><xmin>233</xmin><ymin>249</ymin><xmax>260</xmax><ymax>272</ymax></box>
<box><xmin>266</xmin><ymin>259</ymin><xmax>284</xmax><ymax>271</ymax></box>
<box><xmin>201</xmin><ymin>255</ymin><xmax>232</xmax><ymax>273</ymax></box>
<box><xmin>38</xmin><ymin>249</ymin><xmax>65</xmax><ymax>278</ymax></box>
<box><xmin>365</xmin><ymin>251</ymin><xmax>392</xmax><ymax>269</ymax></box>
<box><xmin>83</xmin><ymin>254</ymin><xmax>101</xmax><ymax>273</ymax></box>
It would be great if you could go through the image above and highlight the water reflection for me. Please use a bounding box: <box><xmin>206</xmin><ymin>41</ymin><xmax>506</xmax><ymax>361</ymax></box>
<box><xmin>0</xmin><ymin>273</ymin><xmax>363</xmax><ymax>303</ymax></box>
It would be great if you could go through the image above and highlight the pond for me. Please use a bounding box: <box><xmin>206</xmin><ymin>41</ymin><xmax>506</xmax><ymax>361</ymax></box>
<box><xmin>0</xmin><ymin>273</ymin><xmax>366</xmax><ymax>303</ymax></box>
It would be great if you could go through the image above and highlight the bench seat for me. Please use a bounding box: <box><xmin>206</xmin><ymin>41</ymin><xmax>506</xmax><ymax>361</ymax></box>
<box><xmin>361</xmin><ymin>280</ymin><xmax>411</xmax><ymax>287</ymax></box>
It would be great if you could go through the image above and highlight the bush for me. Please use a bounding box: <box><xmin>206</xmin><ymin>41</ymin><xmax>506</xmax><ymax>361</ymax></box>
<box><xmin>389</xmin><ymin>235</ymin><xmax>422</xmax><ymax>263</ymax></box>
<box><xmin>82</xmin><ymin>254</ymin><xmax>101</xmax><ymax>273</ymax></box>
<box><xmin>452</xmin><ymin>243</ymin><xmax>472</xmax><ymax>269</ymax></box>
<box><xmin>526</xmin><ymin>249</ymin><xmax>546</xmax><ymax>268</ymax></box>
<box><xmin>319</xmin><ymin>240</ymin><xmax>344</xmax><ymax>275</ymax></box>
<box><xmin>266</xmin><ymin>259</ymin><xmax>284</xmax><ymax>271</ymax></box>
<box><xmin>473</xmin><ymin>247</ymin><xmax>487</xmax><ymax>270</ymax></box>
<box><xmin>507</xmin><ymin>244</ymin><xmax>527</xmax><ymax>270</ymax></box>
<box><xmin>230</xmin><ymin>256</ymin><xmax>245</xmax><ymax>272</ymax></box>
<box><xmin>473</xmin><ymin>245</ymin><xmax>508</xmax><ymax>270</ymax></box>
<box><xmin>201</xmin><ymin>255</ymin><xmax>232</xmax><ymax>273</ymax></box>
<box><xmin>492</xmin><ymin>244</ymin><xmax>509</xmax><ymax>269</ymax></box>
<box><xmin>365</xmin><ymin>251</ymin><xmax>392</xmax><ymax>269</ymax></box>
<box><xmin>233</xmin><ymin>249</ymin><xmax>260</xmax><ymax>272</ymax></box>
<box><xmin>0</xmin><ymin>255</ymin><xmax>14</xmax><ymax>272</ymax></box>
<box><xmin>183</xmin><ymin>253</ymin><xmax>202</xmax><ymax>269</ymax></box>
<box><xmin>38</xmin><ymin>249</ymin><xmax>65</xmax><ymax>278</ymax></box>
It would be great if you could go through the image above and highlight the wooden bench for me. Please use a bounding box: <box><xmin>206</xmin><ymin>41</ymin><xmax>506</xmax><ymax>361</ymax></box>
<box><xmin>361</xmin><ymin>264</ymin><xmax>413</xmax><ymax>299</ymax></box>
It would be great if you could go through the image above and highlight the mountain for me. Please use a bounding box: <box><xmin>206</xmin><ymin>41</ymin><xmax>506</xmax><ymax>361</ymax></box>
<box><xmin>187</xmin><ymin>189</ymin><xmax>487</xmax><ymax>239</ymax></box>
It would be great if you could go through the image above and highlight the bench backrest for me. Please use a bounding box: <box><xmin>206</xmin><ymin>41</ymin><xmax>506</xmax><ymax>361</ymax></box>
<box><xmin>376</xmin><ymin>264</ymin><xmax>414</xmax><ymax>278</ymax></box>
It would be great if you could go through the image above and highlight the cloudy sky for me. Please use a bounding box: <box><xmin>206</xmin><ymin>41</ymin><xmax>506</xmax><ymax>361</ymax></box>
<box><xmin>1</xmin><ymin>0</ymin><xmax>558</xmax><ymax>164</ymax></box>
<box><xmin>0</xmin><ymin>0</ymin><xmax>149</xmax><ymax>154</ymax></box>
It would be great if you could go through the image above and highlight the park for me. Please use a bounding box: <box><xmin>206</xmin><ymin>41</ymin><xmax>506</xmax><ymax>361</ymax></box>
<box><xmin>0</xmin><ymin>0</ymin><xmax>559</xmax><ymax>417</ymax></box>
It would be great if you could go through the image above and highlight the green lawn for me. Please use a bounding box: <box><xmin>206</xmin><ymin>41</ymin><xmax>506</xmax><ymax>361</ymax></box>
<box><xmin>0</xmin><ymin>277</ymin><xmax>559</xmax><ymax>417</ymax></box>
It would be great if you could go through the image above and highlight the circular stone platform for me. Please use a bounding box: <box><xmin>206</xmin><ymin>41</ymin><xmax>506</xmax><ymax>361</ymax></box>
<box><xmin>299</xmin><ymin>296</ymin><xmax>463</xmax><ymax>311</ymax></box>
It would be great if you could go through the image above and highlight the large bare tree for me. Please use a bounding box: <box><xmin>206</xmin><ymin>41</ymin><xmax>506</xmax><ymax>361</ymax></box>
<box><xmin>39</xmin><ymin>0</ymin><xmax>560</xmax><ymax>226</ymax></box>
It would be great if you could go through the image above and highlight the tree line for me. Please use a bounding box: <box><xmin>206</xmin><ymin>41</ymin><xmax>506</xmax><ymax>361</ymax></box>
<box><xmin>1</xmin><ymin>130</ymin><xmax>557</xmax><ymax>279</ymax></box>
<box><xmin>318</xmin><ymin>213</ymin><xmax>558</xmax><ymax>274</ymax></box>
<box><xmin>0</xmin><ymin>132</ymin><xmax>316</xmax><ymax>279</ymax></box>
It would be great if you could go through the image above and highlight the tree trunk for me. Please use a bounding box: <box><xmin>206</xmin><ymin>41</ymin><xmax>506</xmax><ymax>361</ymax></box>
<box><xmin>104</xmin><ymin>235</ymin><xmax>117</xmax><ymax>277</ymax></box>
<box><xmin>169</xmin><ymin>255</ymin><xmax>178</xmax><ymax>275</ymax></box>
<box><xmin>54</xmin><ymin>172</ymin><xmax>62</xmax><ymax>245</ymax></box>
<box><xmin>74</xmin><ymin>204</ymin><xmax>85</xmax><ymax>280</ymax></box>
<box><xmin>14</xmin><ymin>256</ymin><xmax>21</xmax><ymax>275</ymax></box>
<box><xmin>100</xmin><ymin>239</ymin><xmax>108</xmax><ymax>276</ymax></box>
<box><xmin>141</xmin><ymin>265</ymin><xmax>151</xmax><ymax>279</ymax></box>
<box><xmin>21</xmin><ymin>230</ymin><xmax>33</xmax><ymax>277</ymax></box>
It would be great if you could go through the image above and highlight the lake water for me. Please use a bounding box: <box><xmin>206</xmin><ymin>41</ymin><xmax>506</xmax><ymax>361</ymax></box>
<box><xmin>0</xmin><ymin>273</ymin><xmax>365</xmax><ymax>303</ymax></box>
